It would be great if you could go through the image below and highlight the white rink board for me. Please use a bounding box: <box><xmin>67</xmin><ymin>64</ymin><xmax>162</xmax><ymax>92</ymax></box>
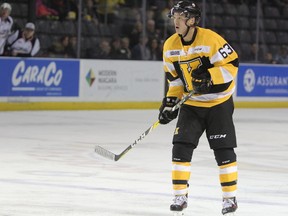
<box><xmin>80</xmin><ymin>60</ymin><xmax>164</xmax><ymax>102</ymax></box>
<box><xmin>0</xmin><ymin>58</ymin><xmax>164</xmax><ymax>103</ymax></box>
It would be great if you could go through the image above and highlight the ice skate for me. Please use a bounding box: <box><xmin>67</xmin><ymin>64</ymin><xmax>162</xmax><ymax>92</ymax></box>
<box><xmin>170</xmin><ymin>195</ymin><xmax>187</xmax><ymax>215</ymax></box>
<box><xmin>222</xmin><ymin>197</ymin><xmax>237</xmax><ymax>215</ymax></box>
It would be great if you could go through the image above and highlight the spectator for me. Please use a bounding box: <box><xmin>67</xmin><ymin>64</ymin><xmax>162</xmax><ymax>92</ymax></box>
<box><xmin>110</xmin><ymin>37</ymin><xmax>130</xmax><ymax>59</ymax></box>
<box><xmin>146</xmin><ymin>8</ymin><xmax>156</xmax><ymax>20</ymax></box>
<box><xmin>146</xmin><ymin>19</ymin><xmax>160</xmax><ymax>41</ymax></box>
<box><xmin>0</xmin><ymin>2</ymin><xmax>13</xmax><ymax>56</ymax></box>
<box><xmin>275</xmin><ymin>45</ymin><xmax>288</xmax><ymax>64</ymax></box>
<box><xmin>36</xmin><ymin>0</ymin><xmax>59</xmax><ymax>19</ymax></box>
<box><xmin>128</xmin><ymin>21</ymin><xmax>143</xmax><ymax>49</ymax></box>
<box><xmin>86</xmin><ymin>38</ymin><xmax>111</xmax><ymax>59</ymax></box>
<box><xmin>242</xmin><ymin>43</ymin><xmax>264</xmax><ymax>62</ymax></box>
<box><xmin>96</xmin><ymin>0</ymin><xmax>125</xmax><ymax>24</ymax></box>
<box><xmin>262</xmin><ymin>52</ymin><xmax>277</xmax><ymax>64</ymax></box>
<box><xmin>82</xmin><ymin>0</ymin><xmax>99</xmax><ymax>25</ymax></box>
<box><xmin>131</xmin><ymin>36</ymin><xmax>151</xmax><ymax>60</ymax></box>
<box><xmin>50</xmin><ymin>0</ymin><xmax>67</xmax><ymax>20</ymax></box>
<box><xmin>48</xmin><ymin>35</ymin><xmax>75</xmax><ymax>58</ymax></box>
<box><xmin>68</xmin><ymin>36</ymin><xmax>77</xmax><ymax>58</ymax></box>
<box><xmin>121</xmin><ymin>7</ymin><xmax>141</xmax><ymax>36</ymax></box>
<box><xmin>148</xmin><ymin>38</ymin><xmax>162</xmax><ymax>60</ymax></box>
<box><xmin>50</xmin><ymin>0</ymin><xmax>78</xmax><ymax>21</ymax></box>
<box><xmin>120</xmin><ymin>37</ymin><xmax>131</xmax><ymax>59</ymax></box>
<box><xmin>5</xmin><ymin>22</ymin><xmax>40</xmax><ymax>57</ymax></box>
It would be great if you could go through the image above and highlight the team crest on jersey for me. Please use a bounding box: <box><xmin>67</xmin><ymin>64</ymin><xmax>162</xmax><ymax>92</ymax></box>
<box><xmin>177</xmin><ymin>58</ymin><xmax>202</xmax><ymax>91</ymax></box>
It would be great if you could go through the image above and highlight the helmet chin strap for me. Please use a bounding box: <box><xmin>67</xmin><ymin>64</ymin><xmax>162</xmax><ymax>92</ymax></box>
<box><xmin>180</xmin><ymin>19</ymin><xmax>192</xmax><ymax>39</ymax></box>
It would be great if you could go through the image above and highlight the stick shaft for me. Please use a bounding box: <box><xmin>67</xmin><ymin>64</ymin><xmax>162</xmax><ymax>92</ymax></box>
<box><xmin>95</xmin><ymin>91</ymin><xmax>194</xmax><ymax>161</ymax></box>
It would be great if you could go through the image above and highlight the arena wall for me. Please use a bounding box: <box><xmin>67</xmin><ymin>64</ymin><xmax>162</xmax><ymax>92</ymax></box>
<box><xmin>0</xmin><ymin>57</ymin><xmax>287</xmax><ymax>111</ymax></box>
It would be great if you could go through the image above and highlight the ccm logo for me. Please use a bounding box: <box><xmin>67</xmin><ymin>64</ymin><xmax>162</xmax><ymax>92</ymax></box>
<box><xmin>209</xmin><ymin>134</ymin><xmax>227</xmax><ymax>139</ymax></box>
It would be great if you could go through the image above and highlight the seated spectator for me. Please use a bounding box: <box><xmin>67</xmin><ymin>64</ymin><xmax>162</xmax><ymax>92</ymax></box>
<box><xmin>275</xmin><ymin>45</ymin><xmax>288</xmax><ymax>64</ymax></box>
<box><xmin>5</xmin><ymin>22</ymin><xmax>40</xmax><ymax>57</ymax></box>
<box><xmin>36</xmin><ymin>0</ymin><xmax>59</xmax><ymax>19</ymax></box>
<box><xmin>120</xmin><ymin>37</ymin><xmax>131</xmax><ymax>59</ymax></box>
<box><xmin>50</xmin><ymin>0</ymin><xmax>78</xmax><ymax>21</ymax></box>
<box><xmin>68</xmin><ymin>36</ymin><xmax>77</xmax><ymax>58</ymax></box>
<box><xmin>48</xmin><ymin>35</ymin><xmax>76</xmax><ymax>58</ymax></box>
<box><xmin>110</xmin><ymin>37</ymin><xmax>130</xmax><ymax>59</ymax></box>
<box><xmin>262</xmin><ymin>52</ymin><xmax>277</xmax><ymax>64</ymax></box>
<box><xmin>0</xmin><ymin>2</ymin><xmax>13</xmax><ymax>56</ymax></box>
<box><xmin>82</xmin><ymin>0</ymin><xmax>99</xmax><ymax>25</ymax></box>
<box><xmin>86</xmin><ymin>38</ymin><xmax>111</xmax><ymax>59</ymax></box>
<box><xmin>148</xmin><ymin>38</ymin><xmax>162</xmax><ymax>61</ymax></box>
<box><xmin>131</xmin><ymin>36</ymin><xmax>151</xmax><ymax>60</ymax></box>
<box><xmin>146</xmin><ymin>19</ymin><xmax>160</xmax><ymax>41</ymax></box>
<box><xmin>128</xmin><ymin>21</ymin><xmax>143</xmax><ymax>49</ymax></box>
<box><xmin>96</xmin><ymin>0</ymin><xmax>125</xmax><ymax>24</ymax></box>
<box><xmin>242</xmin><ymin>43</ymin><xmax>264</xmax><ymax>62</ymax></box>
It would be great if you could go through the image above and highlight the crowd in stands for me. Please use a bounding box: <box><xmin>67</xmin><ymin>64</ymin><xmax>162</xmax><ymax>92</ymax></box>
<box><xmin>1</xmin><ymin>0</ymin><xmax>288</xmax><ymax>64</ymax></box>
<box><xmin>0</xmin><ymin>3</ymin><xmax>40</xmax><ymax>57</ymax></box>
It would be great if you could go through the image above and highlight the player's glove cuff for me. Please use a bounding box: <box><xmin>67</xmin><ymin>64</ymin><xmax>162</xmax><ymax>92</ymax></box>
<box><xmin>158</xmin><ymin>97</ymin><xmax>179</xmax><ymax>124</ymax></box>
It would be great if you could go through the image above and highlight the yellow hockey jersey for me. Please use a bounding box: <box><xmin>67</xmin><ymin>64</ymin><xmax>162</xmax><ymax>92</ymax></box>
<box><xmin>163</xmin><ymin>27</ymin><xmax>239</xmax><ymax>107</ymax></box>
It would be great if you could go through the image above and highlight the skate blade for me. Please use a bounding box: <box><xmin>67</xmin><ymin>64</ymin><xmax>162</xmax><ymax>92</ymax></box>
<box><xmin>172</xmin><ymin>209</ymin><xmax>186</xmax><ymax>216</ymax></box>
<box><xmin>224</xmin><ymin>213</ymin><xmax>236</xmax><ymax>216</ymax></box>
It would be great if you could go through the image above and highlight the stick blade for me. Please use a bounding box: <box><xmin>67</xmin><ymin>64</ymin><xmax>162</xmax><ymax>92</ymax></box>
<box><xmin>95</xmin><ymin>145</ymin><xmax>116</xmax><ymax>161</ymax></box>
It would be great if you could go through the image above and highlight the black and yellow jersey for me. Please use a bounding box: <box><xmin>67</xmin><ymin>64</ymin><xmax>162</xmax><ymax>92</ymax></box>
<box><xmin>163</xmin><ymin>27</ymin><xmax>239</xmax><ymax>107</ymax></box>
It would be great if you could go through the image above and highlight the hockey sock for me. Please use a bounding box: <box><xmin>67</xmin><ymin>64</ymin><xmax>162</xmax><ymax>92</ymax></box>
<box><xmin>172</xmin><ymin>161</ymin><xmax>191</xmax><ymax>196</ymax></box>
<box><xmin>219</xmin><ymin>161</ymin><xmax>238</xmax><ymax>198</ymax></box>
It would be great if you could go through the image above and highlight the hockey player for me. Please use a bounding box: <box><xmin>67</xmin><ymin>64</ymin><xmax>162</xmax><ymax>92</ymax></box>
<box><xmin>0</xmin><ymin>2</ymin><xmax>13</xmax><ymax>56</ymax></box>
<box><xmin>158</xmin><ymin>1</ymin><xmax>239</xmax><ymax>215</ymax></box>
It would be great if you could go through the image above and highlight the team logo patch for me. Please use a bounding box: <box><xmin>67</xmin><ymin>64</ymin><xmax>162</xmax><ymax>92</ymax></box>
<box><xmin>170</xmin><ymin>50</ymin><xmax>180</xmax><ymax>56</ymax></box>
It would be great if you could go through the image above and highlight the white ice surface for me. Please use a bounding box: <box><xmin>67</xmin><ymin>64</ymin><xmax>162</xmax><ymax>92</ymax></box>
<box><xmin>0</xmin><ymin>108</ymin><xmax>287</xmax><ymax>216</ymax></box>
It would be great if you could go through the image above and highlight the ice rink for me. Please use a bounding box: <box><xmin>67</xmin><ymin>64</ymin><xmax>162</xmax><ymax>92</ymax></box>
<box><xmin>0</xmin><ymin>108</ymin><xmax>287</xmax><ymax>216</ymax></box>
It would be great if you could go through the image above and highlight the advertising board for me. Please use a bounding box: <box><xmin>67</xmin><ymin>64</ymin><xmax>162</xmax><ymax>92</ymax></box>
<box><xmin>80</xmin><ymin>60</ymin><xmax>164</xmax><ymax>101</ymax></box>
<box><xmin>237</xmin><ymin>64</ymin><xmax>288</xmax><ymax>97</ymax></box>
<box><xmin>0</xmin><ymin>58</ymin><xmax>79</xmax><ymax>97</ymax></box>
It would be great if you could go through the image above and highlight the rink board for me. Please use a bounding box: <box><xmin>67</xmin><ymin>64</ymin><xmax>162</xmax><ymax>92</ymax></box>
<box><xmin>0</xmin><ymin>58</ymin><xmax>287</xmax><ymax>110</ymax></box>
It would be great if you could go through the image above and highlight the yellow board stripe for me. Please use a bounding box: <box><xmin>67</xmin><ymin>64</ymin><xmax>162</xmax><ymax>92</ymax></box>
<box><xmin>235</xmin><ymin>101</ymin><xmax>288</xmax><ymax>108</ymax></box>
<box><xmin>0</xmin><ymin>102</ymin><xmax>162</xmax><ymax>111</ymax></box>
<box><xmin>1</xmin><ymin>101</ymin><xmax>288</xmax><ymax>111</ymax></box>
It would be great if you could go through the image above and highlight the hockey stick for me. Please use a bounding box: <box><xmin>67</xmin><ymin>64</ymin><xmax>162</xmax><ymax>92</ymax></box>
<box><xmin>95</xmin><ymin>91</ymin><xmax>194</xmax><ymax>161</ymax></box>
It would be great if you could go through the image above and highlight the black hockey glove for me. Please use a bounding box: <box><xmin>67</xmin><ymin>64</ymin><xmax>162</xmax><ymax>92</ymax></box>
<box><xmin>158</xmin><ymin>97</ymin><xmax>179</xmax><ymax>124</ymax></box>
<box><xmin>192</xmin><ymin>68</ymin><xmax>212</xmax><ymax>94</ymax></box>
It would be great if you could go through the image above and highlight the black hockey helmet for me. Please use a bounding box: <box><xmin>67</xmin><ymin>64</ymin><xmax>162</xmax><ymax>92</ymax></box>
<box><xmin>168</xmin><ymin>1</ymin><xmax>201</xmax><ymax>25</ymax></box>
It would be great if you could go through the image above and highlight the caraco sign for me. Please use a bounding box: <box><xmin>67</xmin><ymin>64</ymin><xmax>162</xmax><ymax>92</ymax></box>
<box><xmin>0</xmin><ymin>58</ymin><xmax>79</xmax><ymax>97</ymax></box>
